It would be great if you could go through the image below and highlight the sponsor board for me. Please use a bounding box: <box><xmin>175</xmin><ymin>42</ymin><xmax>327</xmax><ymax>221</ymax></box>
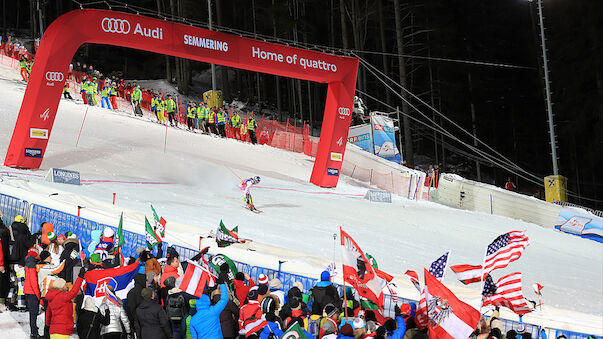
<box><xmin>45</xmin><ymin>168</ymin><xmax>81</xmax><ymax>185</ymax></box>
<box><xmin>45</xmin><ymin>72</ymin><xmax>64</xmax><ymax>86</ymax></box>
<box><xmin>101</xmin><ymin>17</ymin><xmax>163</xmax><ymax>40</ymax></box>
<box><xmin>364</xmin><ymin>190</ymin><xmax>392</xmax><ymax>203</ymax></box>
<box><xmin>30</xmin><ymin>128</ymin><xmax>49</xmax><ymax>139</ymax></box>
<box><xmin>330</xmin><ymin>152</ymin><xmax>342</xmax><ymax>162</ymax></box>
<box><xmin>327</xmin><ymin>168</ymin><xmax>340</xmax><ymax>176</ymax></box>
<box><xmin>24</xmin><ymin>148</ymin><xmax>43</xmax><ymax>158</ymax></box>
<box><xmin>338</xmin><ymin>106</ymin><xmax>351</xmax><ymax>119</ymax></box>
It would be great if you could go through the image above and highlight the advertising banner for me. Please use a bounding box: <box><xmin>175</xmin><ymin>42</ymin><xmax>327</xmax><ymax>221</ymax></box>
<box><xmin>371</xmin><ymin>114</ymin><xmax>401</xmax><ymax>163</ymax></box>
<box><xmin>347</xmin><ymin>124</ymin><xmax>373</xmax><ymax>154</ymax></box>
<box><xmin>555</xmin><ymin>206</ymin><xmax>603</xmax><ymax>243</ymax></box>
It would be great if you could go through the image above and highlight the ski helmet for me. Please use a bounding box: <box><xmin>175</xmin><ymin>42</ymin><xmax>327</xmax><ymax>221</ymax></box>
<box><xmin>254</xmin><ymin>176</ymin><xmax>261</xmax><ymax>183</ymax></box>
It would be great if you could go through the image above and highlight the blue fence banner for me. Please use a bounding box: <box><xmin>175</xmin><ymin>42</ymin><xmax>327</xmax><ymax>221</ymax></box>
<box><xmin>0</xmin><ymin>194</ymin><xmax>600</xmax><ymax>339</ymax></box>
<box><xmin>371</xmin><ymin>114</ymin><xmax>401</xmax><ymax>164</ymax></box>
<box><xmin>46</xmin><ymin>168</ymin><xmax>81</xmax><ymax>185</ymax></box>
<box><xmin>0</xmin><ymin>193</ymin><xmax>27</xmax><ymax>226</ymax></box>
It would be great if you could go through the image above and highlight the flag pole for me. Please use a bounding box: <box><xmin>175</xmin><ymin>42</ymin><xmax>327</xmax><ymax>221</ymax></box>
<box><xmin>339</xmin><ymin>226</ymin><xmax>348</xmax><ymax>319</ymax></box>
<box><xmin>479</xmin><ymin>246</ymin><xmax>488</xmax><ymax>313</ymax></box>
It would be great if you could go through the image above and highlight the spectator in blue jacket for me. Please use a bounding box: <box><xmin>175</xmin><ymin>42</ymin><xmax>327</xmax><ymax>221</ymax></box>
<box><xmin>189</xmin><ymin>283</ymin><xmax>228</xmax><ymax>339</ymax></box>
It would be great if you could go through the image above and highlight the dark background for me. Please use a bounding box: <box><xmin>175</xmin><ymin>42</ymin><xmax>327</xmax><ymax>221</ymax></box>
<box><xmin>3</xmin><ymin>0</ymin><xmax>602</xmax><ymax>209</ymax></box>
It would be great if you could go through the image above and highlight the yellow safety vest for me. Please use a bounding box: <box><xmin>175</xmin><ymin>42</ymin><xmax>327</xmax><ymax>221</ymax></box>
<box><xmin>165</xmin><ymin>99</ymin><xmax>176</xmax><ymax>113</ymax></box>
<box><xmin>187</xmin><ymin>106</ymin><xmax>196</xmax><ymax>118</ymax></box>
<box><xmin>231</xmin><ymin>114</ymin><xmax>241</xmax><ymax>127</ymax></box>
<box><xmin>247</xmin><ymin>118</ymin><xmax>256</xmax><ymax>131</ymax></box>
<box><xmin>217</xmin><ymin>111</ymin><xmax>226</xmax><ymax>124</ymax></box>
<box><xmin>208</xmin><ymin>111</ymin><xmax>216</xmax><ymax>123</ymax></box>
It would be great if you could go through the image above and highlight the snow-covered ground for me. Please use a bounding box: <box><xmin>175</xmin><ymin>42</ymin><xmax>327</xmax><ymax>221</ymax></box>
<box><xmin>0</xmin><ymin>63</ymin><xmax>601</xmax><ymax>336</ymax></box>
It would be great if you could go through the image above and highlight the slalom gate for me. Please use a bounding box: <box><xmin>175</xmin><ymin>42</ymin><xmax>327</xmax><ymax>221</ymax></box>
<box><xmin>0</xmin><ymin>192</ymin><xmax>599</xmax><ymax>338</ymax></box>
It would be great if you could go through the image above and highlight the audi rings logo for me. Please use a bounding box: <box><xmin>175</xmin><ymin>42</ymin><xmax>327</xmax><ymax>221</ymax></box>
<box><xmin>45</xmin><ymin>72</ymin><xmax>64</xmax><ymax>82</ymax></box>
<box><xmin>102</xmin><ymin>18</ymin><xmax>131</xmax><ymax>34</ymax></box>
<box><xmin>338</xmin><ymin>107</ymin><xmax>351</xmax><ymax>119</ymax></box>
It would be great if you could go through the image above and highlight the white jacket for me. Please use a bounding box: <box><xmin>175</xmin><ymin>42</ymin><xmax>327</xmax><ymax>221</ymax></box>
<box><xmin>100</xmin><ymin>300</ymin><xmax>131</xmax><ymax>335</ymax></box>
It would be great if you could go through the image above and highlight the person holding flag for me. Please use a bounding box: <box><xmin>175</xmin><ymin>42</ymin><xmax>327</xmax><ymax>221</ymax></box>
<box><xmin>189</xmin><ymin>283</ymin><xmax>229</xmax><ymax>339</ymax></box>
<box><xmin>100</xmin><ymin>285</ymin><xmax>132</xmax><ymax>339</ymax></box>
<box><xmin>44</xmin><ymin>267</ymin><xmax>87</xmax><ymax>339</ymax></box>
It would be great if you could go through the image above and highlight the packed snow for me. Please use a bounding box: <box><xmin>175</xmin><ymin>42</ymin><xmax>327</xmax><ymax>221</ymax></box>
<box><xmin>0</xmin><ymin>63</ymin><xmax>601</xmax><ymax>336</ymax></box>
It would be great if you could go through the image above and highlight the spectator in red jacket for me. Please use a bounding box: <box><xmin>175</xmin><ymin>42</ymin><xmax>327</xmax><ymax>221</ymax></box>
<box><xmin>233</xmin><ymin>272</ymin><xmax>255</xmax><ymax>305</ymax></box>
<box><xmin>505</xmin><ymin>178</ymin><xmax>516</xmax><ymax>191</ymax></box>
<box><xmin>24</xmin><ymin>247</ymin><xmax>50</xmax><ymax>338</ymax></box>
<box><xmin>44</xmin><ymin>268</ymin><xmax>86</xmax><ymax>338</ymax></box>
<box><xmin>160</xmin><ymin>256</ymin><xmax>180</xmax><ymax>288</ymax></box>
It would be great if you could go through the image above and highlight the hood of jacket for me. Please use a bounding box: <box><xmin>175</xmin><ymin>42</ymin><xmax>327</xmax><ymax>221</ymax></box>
<box><xmin>133</xmin><ymin>273</ymin><xmax>146</xmax><ymax>287</ymax></box>
<box><xmin>197</xmin><ymin>294</ymin><xmax>210</xmax><ymax>310</ymax></box>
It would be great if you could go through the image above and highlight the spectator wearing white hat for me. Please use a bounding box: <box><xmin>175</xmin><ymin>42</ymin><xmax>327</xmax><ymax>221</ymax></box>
<box><xmin>269</xmin><ymin>278</ymin><xmax>285</xmax><ymax>308</ymax></box>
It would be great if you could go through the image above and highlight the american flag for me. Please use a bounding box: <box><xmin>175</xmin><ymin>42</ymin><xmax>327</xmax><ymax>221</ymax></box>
<box><xmin>482</xmin><ymin>272</ymin><xmax>532</xmax><ymax>315</ymax></box>
<box><xmin>481</xmin><ymin>274</ymin><xmax>497</xmax><ymax>297</ymax></box>
<box><xmin>428</xmin><ymin>251</ymin><xmax>450</xmax><ymax>281</ymax></box>
<box><xmin>483</xmin><ymin>231</ymin><xmax>529</xmax><ymax>275</ymax></box>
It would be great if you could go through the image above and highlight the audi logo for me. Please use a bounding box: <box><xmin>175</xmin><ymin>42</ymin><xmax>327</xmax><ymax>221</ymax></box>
<box><xmin>101</xmin><ymin>18</ymin><xmax>131</xmax><ymax>34</ymax></box>
<box><xmin>45</xmin><ymin>72</ymin><xmax>64</xmax><ymax>82</ymax></box>
<box><xmin>338</xmin><ymin>107</ymin><xmax>351</xmax><ymax>116</ymax></box>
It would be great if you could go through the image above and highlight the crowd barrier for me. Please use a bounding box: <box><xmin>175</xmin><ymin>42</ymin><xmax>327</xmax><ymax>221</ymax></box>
<box><xmin>1</xmin><ymin>192</ymin><xmax>600</xmax><ymax>338</ymax></box>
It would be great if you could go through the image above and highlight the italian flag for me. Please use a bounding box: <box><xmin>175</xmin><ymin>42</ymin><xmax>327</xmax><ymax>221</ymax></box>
<box><xmin>450</xmin><ymin>264</ymin><xmax>483</xmax><ymax>285</ymax></box>
<box><xmin>150</xmin><ymin>204</ymin><xmax>167</xmax><ymax>238</ymax></box>
<box><xmin>145</xmin><ymin>217</ymin><xmax>161</xmax><ymax>249</ymax></box>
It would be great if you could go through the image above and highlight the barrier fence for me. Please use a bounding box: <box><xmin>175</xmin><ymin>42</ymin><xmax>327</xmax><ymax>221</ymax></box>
<box><xmin>0</xmin><ymin>192</ymin><xmax>600</xmax><ymax>338</ymax></box>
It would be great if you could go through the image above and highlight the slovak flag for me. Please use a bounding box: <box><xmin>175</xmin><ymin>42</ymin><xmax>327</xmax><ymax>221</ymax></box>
<box><xmin>340</xmin><ymin>227</ymin><xmax>384</xmax><ymax>308</ymax></box>
<box><xmin>83</xmin><ymin>262</ymin><xmax>140</xmax><ymax>307</ymax></box>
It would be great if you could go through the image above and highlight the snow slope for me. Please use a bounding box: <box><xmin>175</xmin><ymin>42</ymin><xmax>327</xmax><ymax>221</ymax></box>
<box><xmin>0</xmin><ymin>64</ymin><xmax>601</xmax><ymax>335</ymax></box>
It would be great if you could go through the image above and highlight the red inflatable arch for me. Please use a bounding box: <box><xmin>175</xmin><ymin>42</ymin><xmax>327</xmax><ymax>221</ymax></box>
<box><xmin>4</xmin><ymin>9</ymin><xmax>358</xmax><ymax>188</ymax></box>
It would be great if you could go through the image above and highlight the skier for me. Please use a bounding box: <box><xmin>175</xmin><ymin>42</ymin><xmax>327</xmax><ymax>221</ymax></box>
<box><xmin>239</xmin><ymin>176</ymin><xmax>261</xmax><ymax>211</ymax></box>
<box><xmin>131</xmin><ymin>85</ymin><xmax>143</xmax><ymax>117</ymax></box>
<box><xmin>165</xmin><ymin>95</ymin><xmax>177</xmax><ymax>127</ymax></box>
<box><xmin>62</xmin><ymin>84</ymin><xmax>73</xmax><ymax>99</ymax></box>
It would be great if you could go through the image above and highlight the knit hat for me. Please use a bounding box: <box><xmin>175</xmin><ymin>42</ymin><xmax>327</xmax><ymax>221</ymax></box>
<box><xmin>103</xmin><ymin>228</ymin><xmax>115</xmax><ymax>238</ymax></box>
<box><xmin>47</xmin><ymin>231</ymin><xmax>57</xmax><ymax>242</ymax></box>
<box><xmin>292</xmin><ymin>281</ymin><xmax>304</xmax><ymax>292</ymax></box>
<box><xmin>136</xmin><ymin>246</ymin><xmax>146</xmax><ymax>256</ymax></box>
<box><xmin>141</xmin><ymin>288</ymin><xmax>153</xmax><ymax>300</ymax></box>
<box><xmin>146</xmin><ymin>272</ymin><xmax>157</xmax><ymax>285</ymax></box>
<box><xmin>323</xmin><ymin>303</ymin><xmax>338</xmax><ymax>317</ymax></box>
<box><xmin>83</xmin><ymin>296</ymin><xmax>97</xmax><ymax>312</ymax></box>
<box><xmin>247</xmin><ymin>286</ymin><xmax>259</xmax><ymax>300</ymax></box>
<box><xmin>164</xmin><ymin>276</ymin><xmax>176</xmax><ymax>289</ymax></box>
<box><xmin>52</xmin><ymin>278</ymin><xmax>67</xmax><ymax>290</ymax></box>
<box><xmin>320</xmin><ymin>270</ymin><xmax>330</xmax><ymax>282</ymax></box>
<box><xmin>269</xmin><ymin>278</ymin><xmax>282</xmax><ymax>290</ymax></box>
<box><xmin>400</xmin><ymin>303</ymin><xmax>412</xmax><ymax>317</ymax></box>
<box><xmin>67</xmin><ymin>232</ymin><xmax>77</xmax><ymax>240</ymax></box>
<box><xmin>90</xmin><ymin>253</ymin><xmax>102</xmax><ymax>265</ymax></box>
<box><xmin>57</xmin><ymin>234</ymin><xmax>66</xmax><ymax>243</ymax></box>
<box><xmin>260</xmin><ymin>295</ymin><xmax>276</xmax><ymax>315</ymax></box>
<box><xmin>39</xmin><ymin>250</ymin><xmax>51</xmax><ymax>262</ymax></box>
<box><xmin>14</xmin><ymin>215</ymin><xmax>26</xmax><ymax>223</ymax></box>
<box><xmin>257</xmin><ymin>284</ymin><xmax>269</xmax><ymax>296</ymax></box>
<box><xmin>340</xmin><ymin>323</ymin><xmax>354</xmax><ymax>336</ymax></box>
<box><xmin>258</xmin><ymin>273</ymin><xmax>269</xmax><ymax>285</ymax></box>
<box><xmin>353</xmin><ymin>317</ymin><xmax>366</xmax><ymax>330</ymax></box>
<box><xmin>27</xmin><ymin>246</ymin><xmax>41</xmax><ymax>259</ymax></box>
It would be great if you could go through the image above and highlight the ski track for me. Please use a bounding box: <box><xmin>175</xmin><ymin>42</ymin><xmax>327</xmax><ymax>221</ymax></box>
<box><xmin>0</xmin><ymin>64</ymin><xmax>601</xmax><ymax>336</ymax></box>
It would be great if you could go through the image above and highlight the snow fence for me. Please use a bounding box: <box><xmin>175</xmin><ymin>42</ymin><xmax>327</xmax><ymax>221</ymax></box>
<box><xmin>0</xmin><ymin>193</ymin><xmax>599</xmax><ymax>338</ymax></box>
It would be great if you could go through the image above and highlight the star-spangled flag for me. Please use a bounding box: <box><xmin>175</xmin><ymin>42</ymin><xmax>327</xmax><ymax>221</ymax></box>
<box><xmin>483</xmin><ymin>231</ymin><xmax>529</xmax><ymax>276</ymax></box>
<box><xmin>428</xmin><ymin>251</ymin><xmax>451</xmax><ymax>281</ymax></box>
<box><xmin>482</xmin><ymin>272</ymin><xmax>532</xmax><ymax>315</ymax></box>
<box><xmin>482</xmin><ymin>274</ymin><xmax>497</xmax><ymax>297</ymax></box>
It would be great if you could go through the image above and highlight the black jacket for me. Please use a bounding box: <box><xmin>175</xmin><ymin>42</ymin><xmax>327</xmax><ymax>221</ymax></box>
<box><xmin>310</xmin><ymin>283</ymin><xmax>341</xmax><ymax>315</ymax></box>
<box><xmin>58</xmin><ymin>238</ymin><xmax>80</xmax><ymax>283</ymax></box>
<box><xmin>10</xmin><ymin>221</ymin><xmax>34</xmax><ymax>265</ymax></box>
<box><xmin>212</xmin><ymin>293</ymin><xmax>239</xmax><ymax>338</ymax></box>
<box><xmin>0</xmin><ymin>221</ymin><xmax>11</xmax><ymax>297</ymax></box>
<box><xmin>76</xmin><ymin>308</ymin><xmax>111</xmax><ymax>339</ymax></box>
<box><xmin>135</xmin><ymin>299</ymin><xmax>171</xmax><ymax>339</ymax></box>
<box><xmin>126</xmin><ymin>273</ymin><xmax>146</xmax><ymax>325</ymax></box>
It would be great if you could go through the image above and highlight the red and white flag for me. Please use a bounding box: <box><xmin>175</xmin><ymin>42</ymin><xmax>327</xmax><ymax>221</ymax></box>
<box><xmin>450</xmin><ymin>264</ymin><xmax>483</xmax><ymax>285</ymax></box>
<box><xmin>483</xmin><ymin>272</ymin><xmax>532</xmax><ymax>315</ymax></box>
<box><xmin>532</xmin><ymin>283</ymin><xmax>543</xmax><ymax>296</ymax></box>
<box><xmin>178</xmin><ymin>259</ymin><xmax>215</xmax><ymax>297</ymax></box>
<box><xmin>404</xmin><ymin>270</ymin><xmax>421</xmax><ymax>292</ymax></box>
<box><xmin>483</xmin><ymin>231</ymin><xmax>530</xmax><ymax>276</ymax></box>
<box><xmin>340</xmin><ymin>227</ymin><xmax>384</xmax><ymax>308</ymax></box>
<box><xmin>423</xmin><ymin>269</ymin><xmax>480</xmax><ymax>339</ymax></box>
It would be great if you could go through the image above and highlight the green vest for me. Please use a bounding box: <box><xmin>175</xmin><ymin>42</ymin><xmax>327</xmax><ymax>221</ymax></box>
<box><xmin>101</xmin><ymin>86</ymin><xmax>109</xmax><ymax>97</ymax></box>
<box><xmin>197</xmin><ymin>106</ymin><xmax>208</xmax><ymax>119</ymax></box>
<box><xmin>20</xmin><ymin>59</ymin><xmax>27</xmax><ymax>68</ymax></box>
<box><xmin>165</xmin><ymin>99</ymin><xmax>176</xmax><ymax>113</ymax></box>
<box><xmin>84</xmin><ymin>83</ymin><xmax>94</xmax><ymax>94</ymax></box>
<box><xmin>217</xmin><ymin>111</ymin><xmax>226</xmax><ymax>124</ymax></box>
<box><xmin>63</xmin><ymin>86</ymin><xmax>70</xmax><ymax>94</ymax></box>
<box><xmin>208</xmin><ymin>111</ymin><xmax>216</xmax><ymax>123</ymax></box>
<box><xmin>187</xmin><ymin>106</ymin><xmax>196</xmax><ymax>118</ymax></box>
<box><xmin>231</xmin><ymin>114</ymin><xmax>241</xmax><ymax>127</ymax></box>
<box><xmin>110</xmin><ymin>86</ymin><xmax>117</xmax><ymax>96</ymax></box>
<box><xmin>247</xmin><ymin>118</ymin><xmax>256</xmax><ymax>130</ymax></box>
<box><xmin>131</xmin><ymin>89</ymin><xmax>142</xmax><ymax>102</ymax></box>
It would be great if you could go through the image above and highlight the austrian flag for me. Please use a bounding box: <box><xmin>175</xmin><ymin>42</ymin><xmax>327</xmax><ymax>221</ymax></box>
<box><xmin>340</xmin><ymin>227</ymin><xmax>384</xmax><ymax>308</ymax></box>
